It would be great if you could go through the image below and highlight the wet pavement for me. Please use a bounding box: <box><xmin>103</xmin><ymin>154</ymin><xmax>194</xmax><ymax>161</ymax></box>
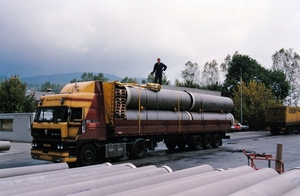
<box><xmin>1</xmin><ymin>131</ymin><xmax>300</xmax><ymax>171</ymax></box>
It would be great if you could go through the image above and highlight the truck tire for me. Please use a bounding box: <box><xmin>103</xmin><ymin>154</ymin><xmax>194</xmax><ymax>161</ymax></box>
<box><xmin>212</xmin><ymin>133</ymin><xmax>221</xmax><ymax>148</ymax></box>
<box><xmin>165</xmin><ymin>140</ymin><xmax>176</xmax><ymax>151</ymax></box>
<box><xmin>130</xmin><ymin>139</ymin><xmax>147</xmax><ymax>159</ymax></box>
<box><xmin>176</xmin><ymin>139</ymin><xmax>186</xmax><ymax>150</ymax></box>
<box><xmin>188</xmin><ymin>135</ymin><xmax>202</xmax><ymax>150</ymax></box>
<box><xmin>202</xmin><ymin>134</ymin><xmax>212</xmax><ymax>149</ymax></box>
<box><xmin>78</xmin><ymin>144</ymin><xmax>97</xmax><ymax>166</ymax></box>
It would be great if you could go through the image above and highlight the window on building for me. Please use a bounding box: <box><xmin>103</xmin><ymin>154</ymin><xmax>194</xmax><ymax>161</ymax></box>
<box><xmin>0</xmin><ymin>119</ymin><xmax>13</xmax><ymax>131</ymax></box>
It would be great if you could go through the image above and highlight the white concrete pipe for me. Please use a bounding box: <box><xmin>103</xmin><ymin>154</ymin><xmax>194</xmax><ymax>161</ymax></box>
<box><xmin>0</xmin><ymin>165</ymin><xmax>154</xmax><ymax>194</ymax></box>
<box><xmin>0</xmin><ymin>162</ymin><xmax>68</xmax><ymax>178</ymax></box>
<box><xmin>12</xmin><ymin>166</ymin><xmax>170</xmax><ymax>196</ymax></box>
<box><xmin>282</xmin><ymin>185</ymin><xmax>300</xmax><ymax>196</ymax></box>
<box><xmin>0</xmin><ymin>162</ymin><xmax>135</xmax><ymax>188</ymax></box>
<box><xmin>72</xmin><ymin>164</ymin><xmax>215</xmax><ymax>195</ymax></box>
<box><xmin>112</xmin><ymin>165</ymin><xmax>256</xmax><ymax>196</ymax></box>
<box><xmin>0</xmin><ymin>141</ymin><xmax>10</xmax><ymax>151</ymax></box>
<box><xmin>229</xmin><ymin>169</ymin><xmax>300</xmax><ymax>196</ymax></box>
<box><xmin>170</xmin><ymin>168</ymin><xmax>278</xmax><ymax>196</ymax></box>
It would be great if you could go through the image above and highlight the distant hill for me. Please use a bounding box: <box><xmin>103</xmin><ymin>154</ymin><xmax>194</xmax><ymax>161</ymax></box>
<box><xmin>21</xmin><ymin>72</ymin><xmax>123</xmax><ymax>85</ymax></box>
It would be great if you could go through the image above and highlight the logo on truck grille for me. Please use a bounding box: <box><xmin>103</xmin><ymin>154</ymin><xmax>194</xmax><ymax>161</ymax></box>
<box><xmin>44</xmin><ymin>129</ymin><xmax>48</xmax><ymax>136</ymax></box>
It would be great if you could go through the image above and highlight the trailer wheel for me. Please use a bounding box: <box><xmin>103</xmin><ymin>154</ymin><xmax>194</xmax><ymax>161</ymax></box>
<box><xmin>78</xmin><ymin>144</ymin><xmax>97</xmax><ymax>166</ymax></box>
<box><xmin>165</xmin><ymin>140</ymin><xmax>176</xmax><ymax>151</ymax></box>
<box><xmin>202</xmin><ymin>134</ymin><xmax>212</xmax><ymax>149</ymax></box>
<box><xmin>176</xmin><ymin>139</ymin><xmax>186</xmax><ymax>150</ymax></box>
<box><xmin>188</xmin><ymin>135</ymin><xmax>202</xmax><ymax>150</ymax></box>
<box><xmin>131</xmin><ymin>139</ymin><xmax>147</xmax><ymax>159</ymax></box>
<box><xmin>212</xmin><ymin>133</ymin><xmax>221</xmax><ymax>148</ymax></box>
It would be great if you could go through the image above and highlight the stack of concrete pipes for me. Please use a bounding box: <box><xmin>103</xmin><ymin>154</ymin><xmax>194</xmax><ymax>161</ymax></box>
<box><xmin>1</xmin><ymin>163</ymin><xmax>300</xmax><ymax>195</ymax></box>
<box><xmin>0</xmin><ymin>141</ymin><xmax>10</xmax><ymax>151</ymax></box>
<box><xmin>124</xmin><ymin>86</ymin><xmax>234</xmax><ymax>121</ymax></box>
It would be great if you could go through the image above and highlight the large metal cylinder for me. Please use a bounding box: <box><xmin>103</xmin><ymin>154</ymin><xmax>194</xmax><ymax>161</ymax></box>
<box><xmin>190</xmin><ymin>112</ymin><xmax>234</xmax><ymax>121</ymax></box>
<box><xmin>0</xmin><ymin>162</ymin><xmax>68</xmax><ymax>179</ymax></box>
<box><xmin>72</xmin><ymin>164</ymin><xmax>214</xmax><ymax>195</ymax></box>
<box><xmin>116</xmin><ymin>166</ymin><xmax>256</xmax><ymax>196</ymax></box>
<box><xmin>125</xmin><ymin>87</ymin><xmax>192</xmax><ymax>111</ymax></box>
<box><xmin>125</xmin><ymin>110</ymin><xmax>192</xmax><ymax>120</ymax></box>
<box><xmin>188</xmin><ymin>92</ymin><xmax>234</xmax><ymax>112</ymax></box>
<box><xmin>229</xmin><ymin>169</ymin><xmax>300</xmax><ymax>196</ymax></box>
<box><xmin>0</xmin><ymin>141</ymin><xmax>10</xmax><ymax>151</ymax></box>
<box><xmin>170</xmin><ymin>168</ymin><xmax>278</xmax><ymax>196</ymax></box>
<box><xmin>125</xmin><ymin>86</ymin><xmax>233</xmax><ymax>112</ymax></box>
<box><xmin>11</xmin><ymin>166</ymin><xmax>170</xmax><ymax>196</ymax></box>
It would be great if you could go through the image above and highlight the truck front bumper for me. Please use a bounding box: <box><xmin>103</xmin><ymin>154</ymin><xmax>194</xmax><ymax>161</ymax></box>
<box><xmin>31</xmin><ymin>149</ymin><xmax>77</xmax><ymax>163</ymax></box>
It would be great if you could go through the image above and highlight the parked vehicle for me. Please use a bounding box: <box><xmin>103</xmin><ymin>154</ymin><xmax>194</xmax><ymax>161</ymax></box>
<box><xmin>237</xmin><ymin>123</ymin><xmax>249</xmax><ymax>130</ymax></box>
<box><xmin>265</xmin><ymin>106</ymin><xmax>300</xmax><ymax>135</ymax></box>
<box><xmin>231</xmin><ymin>123</ymin><xmax>242</xmax><ymax>132</ymax></box>
<box><xmin>31</xmin><ymin>81</ymin><xmax>234</xmax><ymax>166</ymax></box>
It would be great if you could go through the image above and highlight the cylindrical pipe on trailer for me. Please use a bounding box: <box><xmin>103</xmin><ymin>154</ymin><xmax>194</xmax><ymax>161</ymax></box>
<box><xmin>0</xmin><ymin>163</ymin><xmax>68</xmax><ymax>178</ymax></box>
<box><xmin>170</xmin><ymin>168</ymin><xmax>278</xmax><ymax>196</ymax></box>
<box><xmin>0</xmin><ymin>163</ymin><xmax>135</xmax><ymax>188</ymax></box>
<box><xmin>125</xmin><ymin>110</ymin><xmax>192</xmax><ymax>120</ymax></box>
<box><xmin>190</xmin><ymin>112</ymin><xmax>233</xmax><ymax>121</ymax></box>
<box><xmin>125</xmin><ymin>87</ymin><xmax>192</xmax><ymax>111</ymax></box>
<box><xmin>12</xmin><ymin>166</ymin><xmax>169</xmax><ymax>196</ymax></box>
<box><xmin>72</xmin><ymin>164</ymin><xmax>215</xmax><ymax>196</ymax></box>
<box><xmin>0</xmin><ymin>141</ymin><xmax>10</xmax><ymax>151</ymax></box>
<box><xmin>114</xmin><ymin>166</ymin><xmax>256</xmax><ymax>196</ymax></box>
<box><xmin>229</xmin><ymin>169</ymin><xmax>300</xmax><ymax>196</ymax></box>
<box><xmin>188</xmin><ymin>92</ymin><xmax>234</xmax><ymax>112</ymax></box>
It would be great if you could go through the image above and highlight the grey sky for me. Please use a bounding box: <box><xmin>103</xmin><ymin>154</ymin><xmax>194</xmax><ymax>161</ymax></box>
<box><xmin>1</xmin><ymin>0</ymin><xmax>299</xmax><ymax>83</ymax></box>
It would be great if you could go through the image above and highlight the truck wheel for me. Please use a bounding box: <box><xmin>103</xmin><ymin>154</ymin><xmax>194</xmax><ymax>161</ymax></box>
<box><xmin>188</xmin><ymin>135</ymin><xmax>202</xmax><ymax>150</ymax></box>
<box><xmin>165</xmin><ymin>140</ymin><xmax>176</xmax><ymax>151</ymax></box>
<box><xmin>176</xmin><ymin>139</ymin><xmax>186</xmax><ymax>150</ymax></box>
<box><xmin>202</xmin><ymin>134</ymin><xmax>212</xmax><ymax>149</ymax></box>
<box><xmin>131</xmin><ymin>139</ymin><xmax>147</xmax><ymax>159</ymax></box>
<box><xmin>78</xmin><ymin>144</ymin><xmax>97</xmax><ymax>166</ymax></box>
<box><xmin>212</xmin><ymin>133</ymin><xmax>221</xmax><ymax>148</ymax></box>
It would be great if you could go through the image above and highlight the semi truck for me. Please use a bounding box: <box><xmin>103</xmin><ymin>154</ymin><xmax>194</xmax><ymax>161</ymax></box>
<box><xmin>31</xmin><ymin>81</ymin><xmax>234</xmax><ymax>166</ymax></box>
<box><xmin>265</xmin><ymin>106</ymin><xmax>300</xmax><ymax>135</ymax></box>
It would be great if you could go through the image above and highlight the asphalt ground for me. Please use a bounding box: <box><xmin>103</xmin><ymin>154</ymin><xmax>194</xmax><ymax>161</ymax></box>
<box><xmin>1</xmin><ymin>131</ymin><xmax>300</xmax><ymax>171</ymax></box>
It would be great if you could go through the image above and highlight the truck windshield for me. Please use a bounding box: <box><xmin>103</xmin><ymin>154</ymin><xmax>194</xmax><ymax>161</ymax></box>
<box><xmin>34</xmin><ymin>107</ymin><xmax>69</xmax><ymax>123</ymax></box>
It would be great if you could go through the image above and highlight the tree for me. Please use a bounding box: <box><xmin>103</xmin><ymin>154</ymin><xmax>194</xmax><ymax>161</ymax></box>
<box><xmin>201</xmin><ymin>59</ymin><xmax>221</xmax><ymax>90</ymax></box>
<box><xmin>142</xmin><ymin>73</ymin><xmax>170</xmax><ymax>85</ymax></box>
<box><xmin>221</xmin><ymin>53</ymin><xmax>289</xmax><ymax>100</ymax></box>
<box><xmin>121</xmin><ymin>77</ymin><xmax>138</xmax><ymax>83</ymax></box>
<box><xmin>0</xmin><ymin>75</ymin><xmax>36</xmax><ymax>113</ymax></box>
<box><xmin>231</xmin><ymin>80</ymin><xmax>281</xmax><ymax>130</ymax></box>
<box><xmin>181</xmin><ymin>61</ymin><xmax>200</xmax><ymax>88</ymax></box>
<box><xmin>272</xmin><ymin>48</ymin><xmax>300</xmax><ymax>105</ymax></box>
<box><xmin>70</xmin><ymin>72</ymin><xmax>109</xmax><ymax>83</ymax></box>
<box><xmin>40</xmin><ymin>82</ymin><xmax>63</xmax><ymax>93</ymax></box>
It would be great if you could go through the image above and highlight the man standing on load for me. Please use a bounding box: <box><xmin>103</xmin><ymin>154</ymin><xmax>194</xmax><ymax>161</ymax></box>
<box><xmin>151</xmin><ymin>58</ymin><xmax>167</xmax><ymax>85</ymax></box>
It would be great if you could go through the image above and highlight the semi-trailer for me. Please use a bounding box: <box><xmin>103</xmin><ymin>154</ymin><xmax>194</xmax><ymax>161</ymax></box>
<box><xmin>31</xmin><ymin>81</ymin><xmax>234</xmax><ymax>166</ymax></box>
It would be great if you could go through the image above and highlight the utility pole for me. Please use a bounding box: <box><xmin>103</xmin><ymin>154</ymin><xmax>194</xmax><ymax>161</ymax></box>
<box><xmin>240</xmin><ymin>67</ymin><xmax>243</xmax><ymax>124</ymax></box>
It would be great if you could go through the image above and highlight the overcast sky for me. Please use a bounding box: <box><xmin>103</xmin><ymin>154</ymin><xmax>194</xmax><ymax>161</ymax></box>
<box><xmin>1</xmin><ymin>0</ymin><xmax>300</xmax><ymax>83</ymax></box>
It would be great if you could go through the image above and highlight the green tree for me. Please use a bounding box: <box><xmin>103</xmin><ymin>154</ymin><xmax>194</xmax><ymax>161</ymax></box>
<box><xmin>221</xmin><ymin>53</ymin><xmax>289</xmax><ymax>101</ymax></box>
<box><xmin>40</xmin><ymin>82</ymin><xmax>63</xmax><ymax>93</ymax></box>
<box><xmin>0</xmin><ymin>76</ymin><xmax>36</xmax><ymax>113</ymax></box>
<box><xmin>201</xmin><ymin>59</ymin><xmax>220</xmax><ymax>86</ymax></box>
<box><xmin>121</xmin><ymin>77</ymin><xmax>138</xmax><ymax>83</ymax></box>
<box><xmin>142</xmin><ymin>72</ymin><xmax>170</xmax><ymax>85</ymax></box>
<box><xmin>232</xmin><ymin>80</ymin><xmax>281</xmax><ymax>130</ymax></box>
<box><xmin>70</xmin><ymin>72</ymin><xmax>109</xmax><ymax>82</ymax></box>
<box><xmin>272</xmin><ymin>48</ymin><xmax>300</xmax><ymax>105</ymax></box>
<box><xmin>181</xmin><ymin>61</ymin><xmax>200</xmax><ymax>88</ymax></box>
